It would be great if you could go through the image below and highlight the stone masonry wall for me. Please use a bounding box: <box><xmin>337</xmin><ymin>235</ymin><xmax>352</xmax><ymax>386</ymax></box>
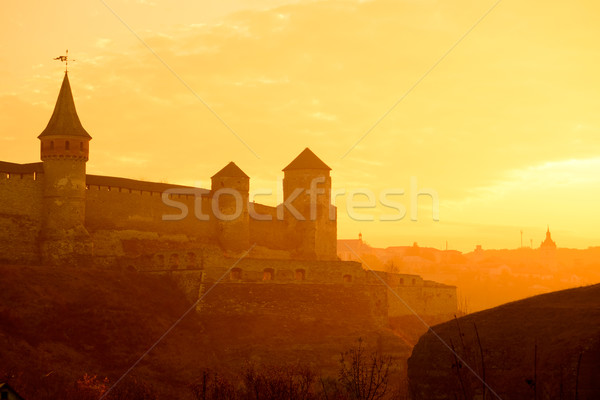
<box><xmin>134</xmin><ymin>247</ymin><xmax>457</xmax><ymax>323</ymax></box>
<box><xmin>0</xmin><ymin>171</ymin><xmax>44</xmax><ymax>264</ymax></box>
<box><xmin>85</xmin><ymin>179</ymin><xmax>301</xmax><ymax>255</ymax></box>
<box><xmin>386</xmin><ymin>284</ymin><xmax>457</xmax><ymax>317</ymax></box>
<box><xmin>85</xmin><ymin>184</ymin><xmax>215</xmax><ymax>239</ymax></box>
<box><xmin>248</xmin><ymin>203</ymin><xmax>289</xmax><ymax>250</ymax></box>
<box><xmin>379</xmin><ymin>271</ymin><xmax>457</xmax><ymax>317</ymax></box>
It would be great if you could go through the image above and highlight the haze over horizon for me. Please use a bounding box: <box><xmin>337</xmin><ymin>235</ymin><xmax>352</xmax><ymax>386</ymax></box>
<box><xmin>2</xmin><ymin>0</ymin><xmax>599</xmax><ymax>252</ymax></box>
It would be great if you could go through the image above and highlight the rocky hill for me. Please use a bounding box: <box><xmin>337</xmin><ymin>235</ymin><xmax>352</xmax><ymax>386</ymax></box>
<box><xmin>407</xmin><ymin>284</ymin><xmax>600</xmax><ymax>399</ymax></box>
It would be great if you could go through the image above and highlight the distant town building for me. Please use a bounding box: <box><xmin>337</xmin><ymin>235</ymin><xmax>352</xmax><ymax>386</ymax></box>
<box><xmin>539</xmin><ymin>226</ymin><xmax>558</xmax><ymax>268</ymax></box>
<box><xmin>540</xmin><ymin>226</ymin><xmax>557</xmax><ymax>250</ymax></box>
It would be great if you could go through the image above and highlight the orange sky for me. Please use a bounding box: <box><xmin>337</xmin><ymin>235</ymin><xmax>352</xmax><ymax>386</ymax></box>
<box><xmin>1</xmin><ymin>0</ymin><xmax>600</xmax><ymax>252</ymax></box>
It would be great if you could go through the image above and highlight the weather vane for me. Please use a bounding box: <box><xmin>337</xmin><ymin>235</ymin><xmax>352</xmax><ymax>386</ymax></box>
<box><xmin>53</xmin><ymin>49</ymin><xmax>75</xmax><ymax>72</ymax></box>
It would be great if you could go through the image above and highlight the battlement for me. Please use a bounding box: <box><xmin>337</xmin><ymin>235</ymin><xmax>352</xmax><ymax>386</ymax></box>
<box><xmin>0</xmin><ymin>161</ymin><xmax>43</xmax><ymax>178</ymax></box>
<box><xmin>83</xmin><ymin>160</ymin><xmax>336</xmax><ymax>259</ymax></box>
<box><xmin>86</xmin><ymin>174</ymin><xmax>197</xmax><ymax>195</ymax></box>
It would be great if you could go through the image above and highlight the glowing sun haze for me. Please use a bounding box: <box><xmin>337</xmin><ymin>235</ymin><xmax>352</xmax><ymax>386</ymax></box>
<box><xmin>1</xmin><ymin>0</ymin><xmax>599</xmax><ymax>251</ymax></box>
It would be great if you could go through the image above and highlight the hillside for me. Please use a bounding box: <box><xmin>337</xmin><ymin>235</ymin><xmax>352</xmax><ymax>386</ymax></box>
<box><xmin>0</xmin><ymin>264</ymin><xmax>199</xmax><ymax>398</ymax></box>
<box><xmin>407</xmin><ymin>284</ymin><xmax>600</xmax><ymax>399</ymax></box>
<box><xmin>0</xmin><ymin>263</ymin><xmax>410</xmax><ymax>398</ymax></box>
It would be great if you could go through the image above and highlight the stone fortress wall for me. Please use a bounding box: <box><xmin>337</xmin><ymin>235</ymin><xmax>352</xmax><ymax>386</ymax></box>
<box><xmin>0</xmin><ymin>159</ymin><xmax>456</xmax><ymax>319</ymax></box>
<box><xmin>0</xmin><ymin>72</ymin><xmax>456</xmax><ymax>323</ymax></box>
<box><xmin>0</xmin><ymin>163</ymin><xmax>44</xmax><ymax>265</ymax></box>
<box><xmin>0</xmin><ymin>162</ymin><xmax>331</xmax><ymax>262</ymax></box>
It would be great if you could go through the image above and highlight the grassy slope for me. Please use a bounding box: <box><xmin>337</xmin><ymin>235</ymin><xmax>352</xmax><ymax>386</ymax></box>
<box><xmin>408</xmin><ymin>283</ymin><xmax>600</xmax><ymax>399</ymax></box>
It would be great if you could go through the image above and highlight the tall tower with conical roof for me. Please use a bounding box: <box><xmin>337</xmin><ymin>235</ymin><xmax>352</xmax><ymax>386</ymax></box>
<box><xmin>211</xmin><ymin>161</ymin><xmax>250</xmax><ymax>252</ymax></box>
<box><xmin>38</xmin><ymin>72</ymin><xmax>92</xmax><ymax>265</ymax></box>
<box><xmin>282</xmin><ymin>148</ymin><xmax>336</xmax><ymax>260</ymax></box>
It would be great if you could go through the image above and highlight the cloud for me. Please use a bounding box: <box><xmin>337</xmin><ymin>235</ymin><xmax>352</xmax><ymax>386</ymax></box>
<box><xmin>310</xmin><ymin>112</ymin><xmax>337</xmax><ymax>121</ymax></box>
<box><xmin>115</xmin><ymin>156</ymin><xmax>149</xmax><ymax>166</ymax></box>
<box><xmin>95</xmin><ymin>38</ymin><xmax>112</xmax><ymax>49</ymax></box>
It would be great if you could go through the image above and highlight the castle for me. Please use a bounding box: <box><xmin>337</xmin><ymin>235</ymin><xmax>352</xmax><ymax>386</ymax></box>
<box><xmin>0</xmin><ymin>72</ymin><xmax>456</xmax><ymax>320</ymax></box>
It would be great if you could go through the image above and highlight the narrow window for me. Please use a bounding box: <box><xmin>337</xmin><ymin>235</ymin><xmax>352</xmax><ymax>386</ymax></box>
<box><xmin>263</xmin><ymin>268</ymin><xmax>274</xmax><ymax>281</ymax></box>
<box><xmin>230</xmin><ymin>268</ymin><xmax>242</xmax><ymax>280</ymax></box>
<box><xmin>186</xmin><ymin>252</ymin><xmax>197</xmax><ymax>268</ymax></box>
<box><xmin>65</xmin><ymin>141</ymin><xmax>70</xmax><ymax>150</ymax></box>
<box><xmin>343</xmin><ymin>274</ymin><xmax>352</xmax><ymax>283</ymax></box>
<box><xmin>80</xmin><ymin>141</ymin><xmax>84</xmax><ymax>151</ymax></box>
<box><xmin>50</xmin><ymin>141</ymin><xmax>54</xmax><ymax>150</ymax></box>
<box><xmin>295</xmin><ymin>269</ymin><xmax>305</xmax><ymax>281</ymax></box>
<box><xmin>412</xmin><ymin>278</ymin><xmax>416</xmax><ymax>285</ymax></box>
<box><xmin>169</xmin><ymin>254</ymin><xmax>179</xmax><ymax>269</ymax></box>
<box><xmin>399</xmin><ymin>278</ymin><xmax>404</xmax><ymax>285</ymax></box>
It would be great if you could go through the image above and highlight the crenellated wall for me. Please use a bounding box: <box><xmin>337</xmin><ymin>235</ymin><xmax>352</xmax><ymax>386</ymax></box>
<box><xmin>0</xmin><ymin>166</ymin><xmax>340</xmax><ymax>264</ymax></box>
<box><xmin>0</xmin><ymin>163</ymin><xmax>456</xmax><ymax>319</ymax></box>
<box><xmin>83</xmin><ymin>175</ymin><xmax>327</xmax><ymax>257</ymax></box>
<box><xmin>0</xmin><ymin>163</ymin><xmax>44</xmax><ymax>264</ymax></box>
<box><xmin>85</xmin><ymin>184</ymin><xmax>215</xmax><ymax>238</ymax></box>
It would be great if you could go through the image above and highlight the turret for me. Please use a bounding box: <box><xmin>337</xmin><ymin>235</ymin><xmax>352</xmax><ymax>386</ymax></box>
<box><xmin>282</xmin><ymin>148</ymin><xmax>336</xmax><ymax>260</ymax></box>
<box><xmin>211</xmin><ymin>162</ymin><xmax>250</xmax><ymax>252</ymax></box>
<box><xmin>38</xmin><ymin>72</ymin><xmax>92</xmax><ymax>265</ymax></box>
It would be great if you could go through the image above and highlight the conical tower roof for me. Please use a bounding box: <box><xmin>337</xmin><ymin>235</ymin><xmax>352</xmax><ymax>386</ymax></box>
<box><xmin>282</xmin><ymin>147</ymin><xmax>331</xmax><ymax>171</ymax></box>
<box><xmin>38</xmin><ymin>73</ymin><xmax>91</xmax><ymax>139</ymax></box>
<box><xmin>211</xmin><ymin>161</ymin><xmax>249</xmax><ymax>179</ymax></box>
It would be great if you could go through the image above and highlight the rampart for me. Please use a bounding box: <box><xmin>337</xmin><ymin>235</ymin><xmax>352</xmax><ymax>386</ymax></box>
<box><xmin>0</xmin><ymin>162</ymin><xmax>44</xmax><ymax>265</ymax></box>
<box><xmin>129</xmin><ymin>246</ymin><xmax>456</xmax><ymax>322</ymax></box>
<box><xmin>0</xmin><ymin>159</ymin><xmax>457</xmax><ymax>321</ymax></box>
<box><xmin>0</xmin><ymin>164</ymin><xmax>337</xmax><ymax>264</ymax></box>
<box><xmin>85</xmin><ymin>174</ymin><xmax>212</xmax><ymax>236</ymax></box>
<box><xmin>83</xmin><ymin>174</ymin><xmax>323</xmax><ymax>261</ymax></box>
